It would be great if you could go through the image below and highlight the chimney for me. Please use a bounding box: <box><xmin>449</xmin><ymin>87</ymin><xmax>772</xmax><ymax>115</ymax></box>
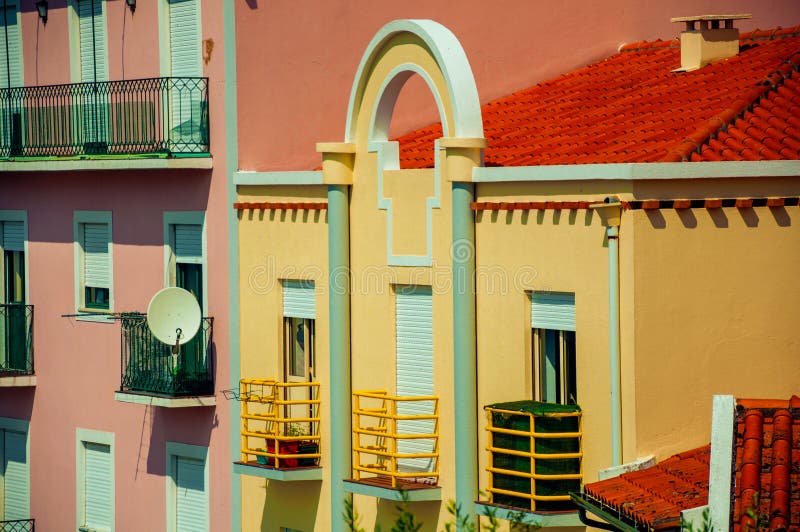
<box><xmin>671</xmin><ymin>14</ymin><xmax>751</xmax><ymax>71</ymax></box>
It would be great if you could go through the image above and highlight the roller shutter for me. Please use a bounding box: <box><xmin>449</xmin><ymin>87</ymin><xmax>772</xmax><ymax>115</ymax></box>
<box><xmin>531</xmin><ymin>292</ymin><xmax>575</xmax><ymax>331</ymax></box>
<box><xmin>282</xmin><ymin>280</ymin><xmax>315</xmax><ymax>319</ymax></box>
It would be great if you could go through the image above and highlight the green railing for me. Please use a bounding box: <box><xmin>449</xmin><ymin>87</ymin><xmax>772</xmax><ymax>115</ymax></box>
<box><xmin>0</xmin><ymin>77</ymin><xmax>209</xmax><ymax>158</ymax></box>
<box><xmin>0</xmin><ymin>519</ymin><xmax>34</xmax><ymax>532</ymax></box>
<box><xmin>120</xmin><ymin>313</ymin><xmax>213</xmax><ymax>397</ymax></box>
<box><xmin>0</xmin><ymin>304</ymin><xmax>34</xmax><ymax>376</ymax></box>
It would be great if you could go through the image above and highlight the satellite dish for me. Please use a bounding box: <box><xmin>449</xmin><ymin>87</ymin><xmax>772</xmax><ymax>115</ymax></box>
<box><xmin>146</xmin><ymin>287</ymin><xmax>202</xmax><ymax>346</ymax></box>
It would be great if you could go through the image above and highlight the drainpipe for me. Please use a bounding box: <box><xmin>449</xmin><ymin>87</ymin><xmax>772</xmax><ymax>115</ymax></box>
<box><xmin>591</xmin><ymin>199</ymin><xmax>623</xmax><ymax>467</ymax></box>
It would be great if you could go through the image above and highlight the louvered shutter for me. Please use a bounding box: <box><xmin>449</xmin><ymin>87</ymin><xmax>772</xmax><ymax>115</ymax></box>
<box><xmin>77</xmin><ymin>0</ymin><xmax>107</xmax><ymax>82</ymax></box>
<box><xmin>3</xmin><ymin>430</ymin><xmax>28</xmax><ymax>520</ymax></box>
<box><xmin>168</xmin><ymin>0</ymin><xmax>201</xmax><ymax>144</ymax></box>
<box><xmin>282</xmin><ymin>281</ymin><xmax>315</xmax><ymax>319</ymax></box>
<box><xmin>395</xmin><ymin>286</ymin><xmax>435</xmax><ymax>472</ymax></box>
<box><xmin>83</xmin><ymin>223</ymin><xmax>110</xmax><ymax>289</ymax></box>
<box><xmin>175</xmin><ymin>456</ymin><xmax>207</xmax><ymax>532</ymax></box>
<box><xmin>174</xmin><ymin>224</ymin><xmax>202</xmax><ymax>264</ymax></box>
<box><xmin>531</xmin><ymin>292</ymin><xmax>575</xmax><ymax>331</ymax></box>
<box><xmin>2</xmin><ymin>221</ymin><xmax>24</xmax><ymax>252</ymax></box>
<box><xmin>0</xmin><ymin>3</ymin><xmax>22</xmax><ymax>88</ymax></box>
<box><xmin>83</xmin><ymin>442</ymin><xmax>112</xmax><ymax>530</ymax></box>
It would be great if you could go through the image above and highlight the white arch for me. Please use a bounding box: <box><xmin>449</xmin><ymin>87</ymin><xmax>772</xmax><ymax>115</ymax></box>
<box><xmin>344</xmin><ymin>19</ymin><xmax>484</xmax><ymax>142</ymax></box>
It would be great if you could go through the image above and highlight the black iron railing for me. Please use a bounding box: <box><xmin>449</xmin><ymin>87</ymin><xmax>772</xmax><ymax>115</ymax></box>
<box><xmin>0</xmin><ymin>77</ymin><xmax>209</xmax><ymax>158</ymax></box>
<box><xmin>0</xmin><ymin>304</ymin><xmax>33</xmax><ymax>376</ymax></box>
<box><xmin>0</xmin><ymin>519</ymin><xmax>35</xmax><ymax>532</ymax></box>
<box><xmin>120</xmin><ymin>313</ymin><xmax>213</xmax><ymax>397</ymax></box>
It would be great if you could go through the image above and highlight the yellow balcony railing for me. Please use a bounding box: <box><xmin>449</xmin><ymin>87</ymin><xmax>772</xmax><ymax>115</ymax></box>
<box><xmin>485</xmin><ymin>402</ymin><xmax>582</xmax><ymax>512</ymax></box>
<box><xmin>240</xmin><ymin>378</ymin><xmax>321</xmax><ymax>469</ymax></box>
<box><xmin>352</xmin><ymin>390</ymin><xmax>439</xmax><ymax>489</ymax></box>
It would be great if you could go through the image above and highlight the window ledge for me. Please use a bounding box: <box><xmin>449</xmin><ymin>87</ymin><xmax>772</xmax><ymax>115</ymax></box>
<box><xmin>233</xmin><ymin>462</ymin><xmax>323</xmax><ymax>481</ymax></box>
<box><xmin>475</xmin><ymin>502</ymin><xmax>582</xmax><ymax>528</ymax></box>
<box><xmin>0</xmin><ymin>375</ymin><xmax>36</xmax><ymax>387</ymax></box>
<box><xmin>343</xmin><ymin>479</ymin><xmax>442</xmax><ymax>501</ymax></box>
<box><xmin>0</xmin><ymin>156</ymin><xmax>212</xmax><ymax>172</ymax></box>
<box><xmin>114</xmin><ymin>391</ymin><xmax>215</xmax><ymax>408</ymax></box>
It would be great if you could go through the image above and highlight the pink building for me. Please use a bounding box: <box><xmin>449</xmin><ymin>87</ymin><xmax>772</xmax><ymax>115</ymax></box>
<box><xmin>0</xmin><ymin>1</ymin><xmax>230</xmax><ymax>530</ymax></box>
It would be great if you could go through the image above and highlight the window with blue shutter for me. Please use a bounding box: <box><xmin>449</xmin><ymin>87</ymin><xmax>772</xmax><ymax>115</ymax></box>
<box><xmin>531</xmin><ymin>292</ymin><xmax>577</xmax><ymax>405</ymax></box>
<box><xmin>395</xmin><ymin>285</ymin><xmax>435</xmax><ymax>472</ymax></box>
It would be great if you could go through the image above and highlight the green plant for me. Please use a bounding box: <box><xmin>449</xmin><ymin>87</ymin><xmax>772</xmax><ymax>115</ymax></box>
<box><xmin>344</xmin><ymin>497</ymin><xmax>365</xmax><ymax>532</ymax></box>
<box><xmin>390</xmin><ymin>490</ymin><xmax>422</xmax><ymax>532</ymax></box>
<box><xmin>286</xmin><ymin>422</ymin><xmax>310</xmax><ymax>437</ymax></box>
<box><xmin>681</xmin><ymin>506</ymin><xmax>713</xmax><ymax>532</ymax></box>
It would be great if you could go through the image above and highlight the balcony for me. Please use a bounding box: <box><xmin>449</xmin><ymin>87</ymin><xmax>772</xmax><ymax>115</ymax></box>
<box><xmin>0</xmin><ymin>304</ymin><xmax>35</xmax><ymax>387</ymax></box>
<box><xmin>233</xmin><ymin>378</ymin><xmax>322</xmax><ymax>481</ymax></box>
<box><xmin>115</xmin><ymin>313</ymin><xmax>214</xmax><ymax>407</ymax></box>
<box><xmin>477</xmin><ymin>400</ymin><xmax>583</xmax><ymax>527</ymax></box>
<box><xmin>0</xmin><ymin>519</ymin><xmax>34</xmax><ymax>532</ymax></box>
<box><xmin>0</xmin><ymin>77</ymin><xmax>209</xmax><ymax>169</ymax></box>
<box><xmin>346</xmin><ymin>390</ymin><xmax>441</xmax><ymax>501</ymax></box>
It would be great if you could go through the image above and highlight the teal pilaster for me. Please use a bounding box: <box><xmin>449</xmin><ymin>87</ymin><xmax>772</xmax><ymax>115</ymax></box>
<box><xmin>328</xmin><ymin>184</ymin><xmax>351</xmax><ymax>532</ymax></box>
<box><xmin>607</xmin><ymin>224</ymin><xmax>622</xmax><ymax>466</ymax></box>
<box><xmin>452</xmin><ymin>181</ymin><xmax>477</xmax><ymax>527</ymax></box>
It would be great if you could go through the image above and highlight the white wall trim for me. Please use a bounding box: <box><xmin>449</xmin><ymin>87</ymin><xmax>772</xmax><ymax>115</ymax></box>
<box><xmin>473</xmin><ymin>160</ymin><xmax>800</xmax><ymax>183</ymax></box>
<box><xmin>0</xmin><ymin>210</ymin><xmax>29</xmax><ymax>303</ymax></box>
<box><xmin>708</xmin><ymin>395</ymin><xmax>735</xmax><ymax>532</ymax></box>
<box><xmin>75</xmin><ymin>428</ymin><xmax>115</xmax><ymax>532</ymax></box>
<box><xmin>73</xmin><ymin>210</ymin><xmax>114</xmax><ymax>323</ymax></box>
<box><xmin>163</xmin><ymin>211</ymin><xmax>207</xmax><ymax>314</ymax></box>
<box><xmin>165</xmin><ymin>441</ymin><xmax>209</xmax><ymax>532</ymax></box>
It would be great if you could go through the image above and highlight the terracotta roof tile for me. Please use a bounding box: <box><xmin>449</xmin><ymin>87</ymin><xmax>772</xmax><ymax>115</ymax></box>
<box><xmin>395</xmin><ymin>26</ymin><xmax>800</xmax><ymax>168</ymax></box>
<box><xmin>583</xmin><ymin>446</ymin><xmax>711</xmax><ymax>530</ymax></box>
<box><xmin>732</xmin><ymin>396</ymin><xmax>800</xmax><ymax>532</ymax></box>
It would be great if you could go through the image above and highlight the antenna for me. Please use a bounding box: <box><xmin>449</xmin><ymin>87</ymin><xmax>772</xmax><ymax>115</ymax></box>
<box><xmin>146</xmin><ymin>287</ymin><xmax>202</xmax><ymax>351</ymax></box>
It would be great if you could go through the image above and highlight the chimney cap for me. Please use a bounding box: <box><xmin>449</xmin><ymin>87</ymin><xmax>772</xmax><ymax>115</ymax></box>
<box><xmin>671</xmin><ymin>14</ymin><xmax>751</xmax><ymax>23</ymax></box>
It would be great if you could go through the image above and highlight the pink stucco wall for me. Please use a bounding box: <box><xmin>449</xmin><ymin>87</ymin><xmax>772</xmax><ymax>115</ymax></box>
<box><xmin>234</xmin><ymin>0</ymin><xmax>800</xmax><ymax>171</ymax></box>
<box><xmin>1</xmin><ymin>1</ymin><xmax>230</xmax><ymax>530</ymax></box>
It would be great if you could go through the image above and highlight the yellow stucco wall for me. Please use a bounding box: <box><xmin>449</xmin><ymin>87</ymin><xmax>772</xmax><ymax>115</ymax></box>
<box><xmin>237</xmin><ymin>185</ymin><xmax>331</xmax><ymax>532</ymax></box>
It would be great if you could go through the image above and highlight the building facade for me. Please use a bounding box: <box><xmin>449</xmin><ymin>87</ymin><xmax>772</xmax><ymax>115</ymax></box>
<box><xmin>0</xmin><ymin>1</ymin><xmax>231</xmax><ymax>530</ymax></box>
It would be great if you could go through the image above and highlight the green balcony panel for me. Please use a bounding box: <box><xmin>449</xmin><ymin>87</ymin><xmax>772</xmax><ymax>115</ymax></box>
<box><xmin>0</xmin><ymin>304</ymin><xmax>33</xmax><ymax>376</ymax></box>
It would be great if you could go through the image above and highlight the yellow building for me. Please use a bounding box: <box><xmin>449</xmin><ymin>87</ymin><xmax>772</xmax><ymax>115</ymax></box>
<box><xmin>232</xmin><ymin>19</ymin><xmax>800</xmax><ymax>531</ymax></box>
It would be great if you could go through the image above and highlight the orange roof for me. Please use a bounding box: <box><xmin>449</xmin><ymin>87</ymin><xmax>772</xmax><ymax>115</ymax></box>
<box><xmin>397</xmin><ymin>26</ymin><xmax>800</xmax><ymax>168</ymax></box>
<box><xmin>582</xmin><ymin>446</ymin><xmax>711</xmax><ymax>530</ymax></box>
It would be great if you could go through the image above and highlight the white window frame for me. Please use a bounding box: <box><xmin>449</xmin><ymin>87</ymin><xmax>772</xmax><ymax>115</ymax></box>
<box><xmin>165</xmin><ymin>441</ymin><xmax>209</xmax><ymax>532</ymax></box>
<box><xmin>163</xmin><ymin>211</ymin><xmax>207</xmax><ymax>314</ymax></box>
<box><xmin>73</xmin><ymin>211</ymin><xmax>113</xmax><ymax>322</ymax></box>
<box><xmin>0</xmin><ymin>416</ymin><xmax>30</xmax><ymax>521</ymax></box>
<box><xmin>67</xmin><ymin>0</ymin><xmax>110</xmax><ymax>84</ymax></box>
<box><xmin>0</xmin><ymin>210</ymin><xmax>29</xmax><ymax>304</ymax></box>
<box><xmin>0</xmin><ymin>0</ymin><xmax>24</xmax><ymax>88</ymax></box>
<box><xmin>157</xmin><ymin>0</ymin><xmax>203</xmax><ymax>78</ymax></box>
<box><xmin>75</xmin><ymin>428</ymin><xmax>114</xmax><ymax>532</ymax></box>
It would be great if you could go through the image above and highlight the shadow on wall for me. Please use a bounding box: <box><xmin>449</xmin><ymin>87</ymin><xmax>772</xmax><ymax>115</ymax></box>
<box><xmin>645</xmin><ymin>206</ymin><xmax>792</xmax><ymax>229</ymax></box>
<box><xmin>375</xmin><ymin>499</ymin><xmax>442</xmax><ymax>532</ymax></box>
<box><xmin>0</xmin><ymin>387</ymin><xmax>35</xmax><ymax>420</ymax></box>
<box><xmin>261</xmin><ymin>480</ymin><xmax>321</xmax><ymax>531</ymax></box>
<box><xmin>143</xmin><ymin>404</ymin><xmax>218</xmax><ymax>477</ymax></box>
<box><xmin>476</xmin><ymin>209</ymin><xmax>596</xmax><ymax>227</ymax></box>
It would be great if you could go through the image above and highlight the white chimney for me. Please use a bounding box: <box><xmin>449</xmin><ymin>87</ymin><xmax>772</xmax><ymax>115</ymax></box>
<box><xmin>671</xmin><ymin>14</ymin><xmax>752</xmax><ymax>71</ymax></box>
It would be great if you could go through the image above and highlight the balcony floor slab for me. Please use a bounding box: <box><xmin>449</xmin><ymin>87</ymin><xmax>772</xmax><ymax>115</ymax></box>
<box><xmin>114</xmin><ymin>391</ymin><xmax>215</xmax><ymax>407</ymax></box>
<box><xmin>475</xmin><ymin>502</ymin><xmax>582</xmax><ymax>527</ymax></box>
<box><xmin>343</xmin><ymin>478</ymin><xmax>442</xmax><ymax>501</ymax></box>
<box><xmin>233</xmin><ymin>461</ymin><xmax>323</xmax><ymax>481</ymax></box>
<box><xmin>0</xmin><ymin>156</ymin><xmax>212</xmax><ymax>173</ymax></box>
<box><xmin>0</xmin><ymin>375</ymin><xmax>36</xmax><ymax>387</ymax></box>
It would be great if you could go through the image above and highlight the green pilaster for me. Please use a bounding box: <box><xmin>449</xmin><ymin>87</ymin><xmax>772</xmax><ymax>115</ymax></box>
<box><xmin>452</xmin><ymin>181</ymin><xmax>477</xmax><ymax>528</ymax></box>
<box><xmin>328</xmin><ymin>184</ymin><xmax>351</xmax><ymax>531</ymax></box>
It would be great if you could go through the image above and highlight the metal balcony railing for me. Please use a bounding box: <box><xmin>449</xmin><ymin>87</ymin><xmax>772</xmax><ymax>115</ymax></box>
<box><xmin>484</xmin><ymin>401</ymin><xmax>583</xmax><ymax>512</ymax></box>
<box><xmin>352</xmin><ymin>390</ymin><xmax>440</xmax><ymax>489</ymax></box>
<box><xmin>238</xmin><ymin>378</ymin><xmax>321</xmax><ymax>469</ymax></box>
<box><xmin>119</xmin><ymin>313</ymin><xmax>213</xmax><ymax>397</ymax></box>
<box><xmin>0</xmin><ymin>519</ymin><xmax>35</xmax><ymax>532</ymax></box>
<box><xmin>0</xmin><ymin>304</ymin><xmax>34</xmax><ymax>376</ymax></box>
<box><xmin>0</xmin><ymin>77</ymin><xmax>209</xmax><ymax>158</ymax></box>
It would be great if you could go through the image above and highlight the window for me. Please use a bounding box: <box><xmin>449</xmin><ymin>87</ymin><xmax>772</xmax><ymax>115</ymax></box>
<box><xmin>164</xmin><ymin>213</ymin><xmax>205</xmax><ymax>309</ymax></box>
<box><xmin>282</xmin><ymin>280</ymin><xmax>315</xmax><ymax>429</ymax></box>
<box><xmin>74</xmin><ymin>211</ymin><xmax>113</xmax><ymax>319</ymax></box>
<box><xmin>76</xmin><ymin>429</ymin><xmax>114</xmax><ymax>532</ymax></box>
<box><xmin>0</xmin><ymin>418</ymin><xmax>29</xmax><ymax>522</ymax></box>
<box><xmin>1</xmin><ymin>213</ymin><xmax>28</xmax><ymax>372</ymax></box>
<box><xmin>166</xmin><ymin>442</ymin><xmax>208</xmax><ymax>532</ymax></box>
<box><xmin>0</xmin><ymin>1</ymin><xmax>23</xmax><ymax>154</ymax></box>
<box><xmin>531</xmin><ymin>292</ymin><xmax>576</xmax><ymax>405</ymax></box>
<box><xmin>73</xmin><ymin>0</ymin><xmax>108</xmax><ymax>83</ymax></box>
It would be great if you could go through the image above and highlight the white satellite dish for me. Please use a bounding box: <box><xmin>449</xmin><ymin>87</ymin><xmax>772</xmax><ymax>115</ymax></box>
<box><xmin>146</xmin><ymin>287</ymin><xmax>202</xmax><ymax>346</ymax></box>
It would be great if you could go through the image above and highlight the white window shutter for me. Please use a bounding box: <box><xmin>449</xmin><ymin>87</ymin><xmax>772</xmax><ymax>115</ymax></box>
<box><xmin>282</xmin><ymin>281</ymin><xmax>315</xmax><ymax>319</ymax></box>
<box><xmin>174</xmin><ymin>224</ymin><xmax>202</xmax><ymax>264</ymax></box>
<box><xmin>3</xmin><ymin>430</ymin><xmax>29</xmax><ymax>520</ymax></box>
<box><xmin>83</xmin><ymin>442</ymin><xmax>112</xmax><ymax>530</ymax></box>
<box><xmin>175</xmin><ymin>456</ymin><xmax>207</xmax><ymax>532</ymax></box>
<box><xmin>2</xmin><ymin>221</ymin><xmax>24</xmax><ymax>252</ymax></box>
<box><xmin>0</xmin><ymin>3</ymin><xmax>23</xmax><ymax>88</ymax></box>
<box><xmin>83</xmin><ymin>223</ymin><xmax>110</xmax><ymax>289</ymax></box>
<box><xmin>531</xmin><ymin>292</ymin><xmax>576</xmax><ymax>331</ymax></box>
<box><xmin>77</xmin><ymin>0</ymin><xmax>107</xmax><ymax>82</ymax></box>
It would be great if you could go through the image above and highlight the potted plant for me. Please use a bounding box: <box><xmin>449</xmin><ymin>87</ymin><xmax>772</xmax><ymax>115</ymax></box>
<box><xmin>257</xmin><ymin>423</ymin><xmax>319</xmax><ymax>468</ymax></box>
